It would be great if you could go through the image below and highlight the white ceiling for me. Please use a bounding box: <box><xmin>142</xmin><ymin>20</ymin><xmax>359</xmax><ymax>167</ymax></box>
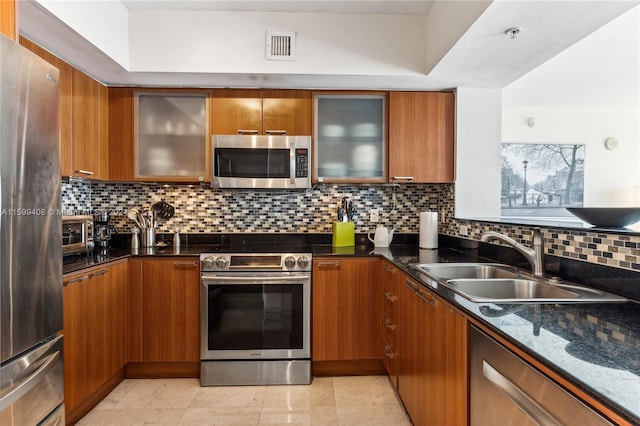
<box><xmin>17</xmin><ymin>0</ymin><xmax>640</xmax><ymax>93</ymax></box>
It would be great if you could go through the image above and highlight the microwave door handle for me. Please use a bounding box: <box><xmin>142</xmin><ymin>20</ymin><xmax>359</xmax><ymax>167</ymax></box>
<box><xmin>290</xmin><ymin>140</ymin><xmax>296</xmax><ymax>184</ymax></box>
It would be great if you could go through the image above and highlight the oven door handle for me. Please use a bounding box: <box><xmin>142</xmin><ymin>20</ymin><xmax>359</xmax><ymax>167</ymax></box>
<box><xmin>202</xmin><ymin>275</ymin><xmax>310</xmax><ymax>284</ymax></box>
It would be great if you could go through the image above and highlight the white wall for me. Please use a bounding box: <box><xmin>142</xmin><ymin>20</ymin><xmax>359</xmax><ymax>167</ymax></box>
<box><xmin>127</xmin><ymin>11</ymin><xmax>427</xmax><ymax>76</ymax></box>
<box><xmin>503</xmin><ymin>107</ymin><xmax>640</xmax><ymax>206</ymax></box>
<box><xmin>36</xmin><ymin>0</ymin><xmax>130</xmax><ymax>68</ymax></box>
<box><xmin>455</xmin><ymin>88</ymin><xmax>502</xmax><ymax>218</ymax></box>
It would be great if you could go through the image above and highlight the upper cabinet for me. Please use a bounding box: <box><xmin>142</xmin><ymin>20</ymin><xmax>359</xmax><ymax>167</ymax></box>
<box><xmin>135</xmin><ymin>91</ymin><xmax>209</xmax><ymax>180</ymax></box>
<box><xmin>211</xmin><ymin>89</ymin><xmax>311</xmax><ymax>135</ymax></box>
<box><xmin>109</xmin><ymin>89</ymin><xmax>211</xmax><ymax>182</ymax></box>
<box><xmin>71</xmin><ymin>68</ymin><xmax>109</xmax><ymax>180</ymax></box>
<box><xmin>0</xmin><ymin>0</ymin><xmax>16</xmax><ymax>40</ymax></box>
<box><xmin>388</xmin><ymin>91</ymin><xmax>455</xmax><ymax>183</ymax></box>
<box><xmin>313</xmin><ymin>93</ymin><xmax>387</xmax><ymax>183</ymax></box>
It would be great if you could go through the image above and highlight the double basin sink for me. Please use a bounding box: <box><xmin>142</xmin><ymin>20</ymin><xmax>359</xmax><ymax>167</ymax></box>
<box><xmin>410</xmin><ymin>263</ymin><xmax>629</xmax><ymax>303</ymax></box>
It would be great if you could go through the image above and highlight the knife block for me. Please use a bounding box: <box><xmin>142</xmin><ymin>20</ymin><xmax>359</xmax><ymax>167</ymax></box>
<box><xmin>332</xmin><ymin>222</ymin><xmax>355</xmax><ymax>247</ymax></box>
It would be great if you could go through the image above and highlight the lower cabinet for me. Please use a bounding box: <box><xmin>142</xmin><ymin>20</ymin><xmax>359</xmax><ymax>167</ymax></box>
<box><xmin>312</xmin><ymin>257</ymin><xmax>372</xmax><ymax>361</ymax></box>
<box><xmin>381</xmin><ymin>261</ymin><xmax>401</xmax><ymax>387</ymax></box>
<box><xmin>62</xmin><ymin>260</ymin><xmax>127</xmax><ymax>423</ymax></box>
<box><xmin>140</xmin><ymin>258</ymin><xmax>200</xmax><ymax>362</ymax></box>
<box><xmin>385</xmin><ymin>263</ymin><xmax>468</xmax><ymax>426</ymax></box>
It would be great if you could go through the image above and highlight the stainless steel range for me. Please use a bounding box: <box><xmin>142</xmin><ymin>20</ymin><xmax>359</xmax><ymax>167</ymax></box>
<box><xmin>200</xmin><ymin>252</ymin><xmax>312</xmax><ymax>386</ymax></box>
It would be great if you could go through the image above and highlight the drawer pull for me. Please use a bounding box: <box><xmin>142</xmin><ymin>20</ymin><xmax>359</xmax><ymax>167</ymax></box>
<box><xmin>404</xmin><ymin>280</ymin><xmax>418</xmax><ymax>291</ymax></box>
<box><xmin>317</xmin><ymin>261</ymin><xmax>340</xmax><ymax>268</ymax></box>
<box><xmin>383</xmin><ymin>291</ymin><xmax>397</xmax><ymax>302</ymax></box>
<box><xmin>392</xmin><ymin>176</ymin><xmax>413</xmax><ymax>181</ymax></box>
<box><xmin>63</xmin><ymin>275</ymin><xmax>88</xmax><ymax>286</ymax></box>
<box><xmin>383</xmin><ymin>345</ymin><xmax>395</xmax><ymax>359</ymax></box>
<box><xmin>173</xmin><ymin>261</ymin><xmax>198</xmax><ymax>268</ymax></box>
<box><xmin>416</xmin><ymin>291</ymin><xmax>435</xmax><ymax>307</ymax></box>
<box><xmin>383</xmin><ymin>264</ymin><xmax>395</xmax><ymax>273</ymax></box>
<box><xmin>74</xmin><ymin>169</ymin><xmax>94</xmax><ymax>176</ymax></box>
<box><xmin>384</xmin><ymin>318</ymin><xmax>396</xmax><ymax>330</ymax></box>
<box><xmin>90</xmin><ymin>269</ymin><xmax>109</xmax><ymax>278</ymax></box>
<box><xmin>237</xmin><ymin>130</ymin><xmax>259</xmax><ymax>135</ymax></box>
<box><xmin>265</xmin><ymin>130</ymin><xmax>286</xmax><ymax>135</ymax></box>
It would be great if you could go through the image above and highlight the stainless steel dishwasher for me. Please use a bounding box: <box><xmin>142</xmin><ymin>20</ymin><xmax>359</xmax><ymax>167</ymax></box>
<box><xmin>470</xmin><ymin>326</ymin><xmax>614</xmax><ymax>425</ymax></box>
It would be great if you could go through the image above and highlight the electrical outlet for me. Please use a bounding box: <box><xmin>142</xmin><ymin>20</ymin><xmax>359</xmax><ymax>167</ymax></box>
<box><xmin>370</xmin><ymin>208</ymin><xmax>379</xmax><ymax>222</ymax></box>
<box><xmin>459</xmin><ymin>225</ymin><xmax>469</xmax><ymax>236</ymax></box>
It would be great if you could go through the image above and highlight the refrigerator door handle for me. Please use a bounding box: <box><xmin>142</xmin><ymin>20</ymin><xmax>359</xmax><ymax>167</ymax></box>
<box><xmin>0</xmin><ymin>347</ymin><xmax>61</xmax><ymax>411</ymax></box>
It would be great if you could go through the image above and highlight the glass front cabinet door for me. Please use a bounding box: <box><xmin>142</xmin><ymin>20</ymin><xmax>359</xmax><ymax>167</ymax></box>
<box><xmin>135</xmin><ymin>92</ymin><xmax>209</xmax><ymax>181</ymax></box>
<box><xmin>313</xmin><ymin>94</ymin><xmax>387</xmax><ymax>182</ymax></box>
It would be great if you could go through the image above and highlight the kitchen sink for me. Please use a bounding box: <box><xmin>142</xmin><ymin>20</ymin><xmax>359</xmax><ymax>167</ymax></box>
<box><xmin>446</xmin><ymin>278</ymin><xmax>582</xmax><ymax>302</ymax></box>
<box><xmin>410</xmin><ymin>263</ymin><xmax>629</xmax><ymax>303</ymax></box>
<box><xmin>411</xmin><ymin>263</ymin><xmax>520</xmax><ymax>280</ymax></box>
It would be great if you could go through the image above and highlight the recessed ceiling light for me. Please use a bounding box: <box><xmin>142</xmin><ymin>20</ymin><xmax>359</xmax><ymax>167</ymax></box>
<box><xmin>505</xmin><ymin>27</ymin><xmax>523</xmax><ymax>39</ymax></box>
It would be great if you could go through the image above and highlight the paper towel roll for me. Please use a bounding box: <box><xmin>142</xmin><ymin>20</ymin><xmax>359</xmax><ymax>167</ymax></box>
<box><xmin>419</xmin><ymin>212</ymin><xmax>438</xmax><ymax>249</ymax></box>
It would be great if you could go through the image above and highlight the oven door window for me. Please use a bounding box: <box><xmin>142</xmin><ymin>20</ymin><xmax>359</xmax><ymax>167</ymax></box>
<box><xmin>207</xmin><ymin>283</ymin><xmax>304</xmax><ymax>351</ymax></box>
<box><xmin>215</xmin><ymin>148</ymin><xmax>290</xmax><ymax>178</ymax></box>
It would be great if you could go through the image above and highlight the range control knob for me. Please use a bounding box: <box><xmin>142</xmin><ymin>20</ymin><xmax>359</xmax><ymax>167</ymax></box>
<box><xmin>284</xmin><ymin>256</ymin><xmax>297</xmax><ymax>269</ymax></box>
<box><xmin>201</xmin><ymin>256</ymin><xmax>214</xmax><ymax>269</ymax></box>
<box><xmin>215</xmin><ymin>257</ymin><xmax>229</xmax><ymax>269</ymax></box>
<box><xmin>297</xmin><ymin>256</ymin><xmax>309</xmax><ymax>269</ymax></box>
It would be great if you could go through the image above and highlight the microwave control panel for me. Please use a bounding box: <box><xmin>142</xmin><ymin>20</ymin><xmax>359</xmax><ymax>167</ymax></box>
<box><xmin>295</xmin><ymin>149</ymin><xmax>309</xmax><ymax>177</ymax></box>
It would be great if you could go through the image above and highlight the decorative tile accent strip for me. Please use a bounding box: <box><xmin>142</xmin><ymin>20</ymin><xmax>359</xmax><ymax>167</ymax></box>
<box><xmin>443</xmin><ymin>218</ymin><xmax>640</xmax><ymax>273</ymax></box>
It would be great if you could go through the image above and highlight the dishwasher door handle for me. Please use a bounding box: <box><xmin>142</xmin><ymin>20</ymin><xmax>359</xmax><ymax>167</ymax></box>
<box><xmin>483</xmin><ymin>360</ymin><xmax>562</xmax><ymax>426</ymax></box>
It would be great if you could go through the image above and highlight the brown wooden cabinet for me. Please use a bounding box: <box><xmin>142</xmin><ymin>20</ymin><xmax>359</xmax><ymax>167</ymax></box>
<box><xmin>312</xmin><ymin>257</ymin><xmax>371</xmax><ymax>361</ymax></box>
<box><xmin>72</xmin><ymin>68</ymin><xmax>109</xmax><ymax>179</ymax></box>
<box><xmin>212</xmin><ymin>89</ymin><xmax>311</xmax><ymax>135</ymax></box>
<box><xmin>0</xmin><ymin>0</ymin><xmax>16</xmax><ymax>40</ymax></box>
<box><xmin>388</xmin><ymin>91</ymin><xmax>455</xmax><ymax>183</ymax></box>
<box><xmin>62</xmin><ymin>260</ymin><xmax>127</xmax><ymax>423</ymax></box>
<box><xmin>392</xmin><ymin>266</ymin><xmax>467</xmax><ymax>426</ymax></box>
<box><xmin>141</xmin><ymin>258</ymin><xmax>200</xmax><ymax>362</ymax></box>
<box><xmin>381</xmin><ymin>260</ymin><xmax>401</xmax><ymax>387</ymax></box>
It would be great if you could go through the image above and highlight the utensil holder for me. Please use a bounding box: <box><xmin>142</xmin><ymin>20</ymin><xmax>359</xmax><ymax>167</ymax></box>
<box><xmin>332</xmin><ymin>222</ymin><xmax>355</xmax><ymax>247</ymax></box>
<box><xmin>141</xmin><ymin>227</ymin><xmax>156</xmax><ymax>247</ymax></box>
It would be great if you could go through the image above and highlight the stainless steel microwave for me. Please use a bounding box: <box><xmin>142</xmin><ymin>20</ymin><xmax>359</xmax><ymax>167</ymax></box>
<box><xmin>211</xmin><ymin>135</ymin><xmax>311</xmax><ymax>189</ymax></box>
<box><xmin>62</xmin><ymin>215</ymin><xmax>94</xmax><ymax>255</ymax></box>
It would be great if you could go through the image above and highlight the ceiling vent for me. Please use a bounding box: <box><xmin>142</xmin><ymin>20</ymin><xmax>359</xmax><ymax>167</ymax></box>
<box><xmin>266</xmin><ymin>31</ymin><xmax>296</xmax><ymax>61</ymax></box>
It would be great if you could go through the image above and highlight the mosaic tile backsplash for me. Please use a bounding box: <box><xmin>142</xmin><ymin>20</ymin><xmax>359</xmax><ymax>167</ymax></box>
<box><xmin>62</xmin><ymin>180</ymin><xmax>640</xmax><ymax>273</ymax></box>
<box><xmin>63</xmin><ymin>181</ymin><xmax>450</xmax><ymax>234</ymax></box>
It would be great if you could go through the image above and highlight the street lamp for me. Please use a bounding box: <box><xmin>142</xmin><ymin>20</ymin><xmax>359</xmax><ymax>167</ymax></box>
<box><xmin>522</xmin><ymin>160</ymin><xmax>529</xmax><ymax>205</ymax></box>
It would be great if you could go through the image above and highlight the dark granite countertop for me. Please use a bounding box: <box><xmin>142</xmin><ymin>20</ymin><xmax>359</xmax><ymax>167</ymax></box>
<box><xmin>62</xmin><ymin>234</ymin><xmax>640</xmax><ymax>423</ymax></box>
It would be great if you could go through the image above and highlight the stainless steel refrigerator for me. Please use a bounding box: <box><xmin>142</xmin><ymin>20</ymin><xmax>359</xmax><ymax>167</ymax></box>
<box><xmin>0</xmin><ymin>35</ymin><xmax>64</xmax><ymax>425</ymax></box>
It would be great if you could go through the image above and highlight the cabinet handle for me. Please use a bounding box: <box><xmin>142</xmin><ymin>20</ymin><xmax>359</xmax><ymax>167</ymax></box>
<box><xmin>483</xmin><ymin>360</ymin><xmax>562</xmax><ymax>425</ymax></box>
<box><xmin>416</xmin><ymin>290</ymin><xmax>435</xmax><ymax>307</ymax></box>
<box><xmin>265</xmin><ymin>130</ymin><xmax>286</xmax><ymax>135</ymax></box>
<box><xmin>383</xmin><ymin>264</ymin><xmax>395</xmax><ymax>273</ymax></box>
<box><xmin>383</xmin><ymin>291</ymin><xmax>397</xmax><ymax>302</ymax></box>
<box><xmin>74</xmin><ymin>169</ymin><xmax>94</xmax><ymax>176</ymax></box>
<box><xmin>90</xmin><ymin>269</ymin><xmax>109</xmax><ymax>278</ymax></box>
<box><xmin>384</xmin><ymin>318</ymin><xmax>396</xmax><ymax>330</ymax></box>
<box><xmin>237</xmin><ymin>130</ymin><xmax>259</xmax><ymax>135</ymax></box>
<box><xmin>173</xmin><ymin>261</ymin><xmax>198</xmax><ymax>268</ymax></box>
<box><xmin>392</xmin><ymin>176</ymin><xmax>413</xmax><ymax>181</ymax></box>
<box><xmin>63</xmin><ymin>275</ymin><xmax>89</xmax><ymax>286</ymax></box>
<box><xmin>317</xmin><ymin>261</ymin><xmax>340</xmax><ymax>268</ymax></box>
<box><xmin>383</xmin><ymin>345</ymin><xmax>395</xmax><ymax>359</ymax></box>
<box><xmin>404</xmin><ymin>280</ymin><xmax>418</xmax><ymax>291</ymax></box>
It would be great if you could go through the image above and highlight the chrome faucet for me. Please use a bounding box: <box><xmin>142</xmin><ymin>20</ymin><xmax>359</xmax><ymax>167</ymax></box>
<box><xmin>480</xmin><ymin>227</ymin><xmax>544</xmax><ymax>277</ymax></box>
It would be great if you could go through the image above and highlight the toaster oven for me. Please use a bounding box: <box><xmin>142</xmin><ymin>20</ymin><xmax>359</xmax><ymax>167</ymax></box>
<box><xmin>62</xmin><ymin>215</ymin><xmax>94</xmax><ymax>255</ymax></box>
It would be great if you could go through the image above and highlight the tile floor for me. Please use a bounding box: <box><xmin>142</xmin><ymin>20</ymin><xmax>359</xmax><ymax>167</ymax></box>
<box><xmin>77</xmin><ymin>375</ymin><xmax>412</xmax><ymax>425</ymax></box>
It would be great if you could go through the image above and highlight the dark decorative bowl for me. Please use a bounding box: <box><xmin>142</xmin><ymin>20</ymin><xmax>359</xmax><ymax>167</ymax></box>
<box><xmin>566</xmin><ymin>207</ymin><xmax>640</xmax><ymax>228</ymax></box>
